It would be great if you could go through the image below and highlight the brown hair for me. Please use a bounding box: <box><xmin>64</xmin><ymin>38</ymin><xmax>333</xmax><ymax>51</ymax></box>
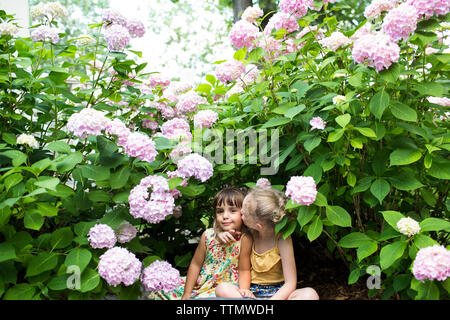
<box><xmin>245</xmin><ymin>187</ymin><xmax>287</xmax><ymax>226</ymax></box>
<box><xmin>212</xmin><ymin>187</ymin><xmax>247</xmax><ymax>233</ymax></box>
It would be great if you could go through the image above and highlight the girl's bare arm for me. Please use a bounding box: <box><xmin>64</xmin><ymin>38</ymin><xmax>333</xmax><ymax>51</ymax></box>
<box><xmin>270</xmin><ymin>236</ymin><xmax>297</xmax><ymax>300</ymax></box>
<box><xmin>181</xmin><ymin>231</ymin><xmax>207</xmax><ymax>299</ymax></box>
<box><xmin>238</xmin><ymin>233</ymin><xmax>253</xmax><ymax>291</ymax></box>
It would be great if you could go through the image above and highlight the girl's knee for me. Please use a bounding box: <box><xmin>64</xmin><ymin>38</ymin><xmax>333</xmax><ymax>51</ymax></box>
<box><xmin>289</xmin><ymin>287</ymin><xmax>319</xmax><ymax>300</ymax></box>
<box><xmin>215</xmin><ymin>283</ymin><xmax>237</xmax><ymax>297</ymax></box>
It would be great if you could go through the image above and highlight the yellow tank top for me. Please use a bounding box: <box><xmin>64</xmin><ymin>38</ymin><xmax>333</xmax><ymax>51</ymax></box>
<box><xmin>250</xmin><ymin>240</ymin><xmax>284</xmax><ymax>285</ymax></box>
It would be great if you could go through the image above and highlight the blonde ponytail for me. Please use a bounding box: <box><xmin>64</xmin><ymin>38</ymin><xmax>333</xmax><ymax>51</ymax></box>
<box><xmin>247</xmin><ymin>187</ymin><xmax>288</xmax><ymax>225</ymax></box>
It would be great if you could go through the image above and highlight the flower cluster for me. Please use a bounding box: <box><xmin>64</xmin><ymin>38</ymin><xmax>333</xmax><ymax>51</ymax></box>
<box><xmin>126</xmin><ymin>19</ymin><xmax>146</xmax><ymax>38</ymax></box>
<box><xmin>427</xmin><ymin>96</ymin><xmax>450</xmax><ymax>106</ymax></box>
<box><xmin>88</xmin><ymin>224</ymin><xmax>117</xmax><ymax>249</ymax></box>
<box><xmin>98</xmin><ymin>247</ymin><xmax>142</xmax><ymax>287</ymax></box>
<box><xmin>258</xmin><ymin>36</ymin><xmax>283</xmax><ymax>60</ymax></box>
<box><xmin>66</xmin><ymin>108</ymin><xmax>110</xmax><ymax>139</ymax></box>
<box><xmin>382</xmin><ymin>3</ymin><xmax>419</xmax><ymax>42</ymax></box>
<box><xmin>141</xmin><ymin>260</ymin><xmax>181</xmax><ymax>293</ymax></box>
<box><xmin>105</xmin><ymin>118</ymin><xmax>131</xmax><ymax>146</ymax></box>
<box><xmin>176</xmin><ymin>91</ymin><xmax>207</xmax><ymax>114</ymax></box>
<box><xmin>364</xmin><ymin>0</ymin><xmax>399</xmax><ymax>19</ymax></box>
<box><xmin>123</xmin><ymin>132</ymin><xmax>157</xmax><ymax>163</ymax></box>
<box><xmin>160</xmin><ymin>117</ymin><xmax>192</xmax><ymax>141</ymax></box>
<box><xmin>17</xmin><ymin>134</ymin><xmax>39</xmax><ymax>149</ymax></box>
<box><xmin>279</xmin><ymin>0</ymin><xmax>314</xmax><ymax>18</ymax></box>
<box><xmin>396</xmin><ymin>217</ymin><xmax>421</xmax><ymax>237</ymax></box>
<box><xmin>319</xmin><ymin>31</ymin><xmax>351</xmax><ymax>51</ymax></box>
<box><xmin>407</xmin><ymin>0</ymin><xmax>450</xmax><ymax>19</ymax></box>
<box><xmin>31</xmin><ymin>2</ymin><xmax>68</xmax><ymax>21</ymax></box>
<box><xmin>30</xmin><ymin>25</ymin><xmax>60</xmax><ymax>44</ymax></box>
<box><xmin>104</xmin><ymin>24</ymin><xmax>131</xmax><ymax>51</ymax></box>
<box><xmin>148</xmin><ymin>74</ymin><xmax>171</xmax><ymax>88</ymax></box>
<box><xmin>412</xmin><ymin>245</ymin><xmax>450</xmax><ymax>282</ymax></box>
<box><xmin>310</xmin><ymin>117</ymin><xmax>326</xmax><ymax>130</ymax></box>
<box><xmin>256</xmin><ymin>178</ymin><xmax>272</xmax><ymax>189</ymax></box>
<box><xmin>215</xmin><ymin>60</ymin><xmax>245</xmax><ymax>83</ymax></box>
<box><xmin>0</xmin><ymin>22</ymin><xmax>18</xmax><ymax>37</ymax></box>
<box><xmin>264</xmin><ymin>12</ymin><xmax>300</xmax><ymax>35</ymax></box>
<box><xmin>115</xmin><ymin>221</ymin><xmax>138</xmax><ymax>244</ymax></box>
<box><xmin>332</xmin><ymin>95</ymin><xmax>346</xmax><ymax>104</ymax></box>
<box><xmin>241</xmin><ymin>6</ymin><xmax>264</xmax><ymax>24</ymax></box>
<box><xmin>177</xmin><ymin>153</ymin><xmax>214</xmax><ymax>182</ymax></box>
<box><xmin>193</xmin><ymin>110</ymin><xmax>219</xmax><ymax>129</ymax></box>
<box><xmin>129</xmin><ymin>175</ymin><xmax>175</xmax><ymax>223</ymax></box>
<box><xmin>229</xmin><ymin>19</ymin><xmax>260</xmax><ymax>50</ymax></box>
<box><xmin>285</xmin><ymin>176</ymin><xmax>318</xmax><ymax>205</ymax></box>
<box><xmin>352</xmin><ymin>32</ymin><xmax>400</xmax><ymax>72</ymax></box>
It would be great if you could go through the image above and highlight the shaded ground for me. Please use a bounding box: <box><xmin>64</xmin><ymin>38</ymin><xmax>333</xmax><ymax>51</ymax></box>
<box><xmin>292</xmin><ymin>235</ymin><xmax>376</xmax><ymax>300</ymax></box>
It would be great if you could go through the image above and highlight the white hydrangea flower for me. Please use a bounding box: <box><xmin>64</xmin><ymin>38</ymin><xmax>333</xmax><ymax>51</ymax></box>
<box><xmin>17</xmin><ymin>134</ymin><xmax>39</xmax><ymax>148</ymax></box>
<box><xmin>397</xmin><ymin>217</ymin><xmax>421</xmax><ymax>237</ymax></box>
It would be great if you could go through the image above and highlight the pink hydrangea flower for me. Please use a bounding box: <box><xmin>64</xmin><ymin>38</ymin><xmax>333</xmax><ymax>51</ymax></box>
<box><xmin>169</xmin><ymin>141</ymin><xmax>192</xmax><ymax>162</ymax></box>
<box><xmin>104</xmin><ymin>24</ymin><xmax>131</xmax><ymax>51</ymax></box>
<box><xmin>256</xmin><ymin>178</ymin><xmax>271</xmax><ymax>189</ymax></box>
<box><xmin>364</xmin><ymin>0</ymin><xmax>399</xmax><ymax>19</ymax></box>
<box><xmin>427</xmin><ymin>96</ymin><xmax>450</xmax><ymax>106</ymax></box>
<box><xmin>126</xmin><ymin>19</ymin><xmax>145</xmax><ymax>38</ymax></box>
<box><xmin>412</xmin><ymin>245</ymin><xmax>450</xmax><ymax>282</ymax></box>
<box><xmin>241</xmin><ymin>6</ymin><xmax>264</xmax><ymax>24</ymax></box>
<box><xmin>407</xmin><ymin>0</ymin><xmax>450</xmax><ymax>19</ymax></box>
<box><xmin>352</xmin><ymin>32</ymin><xmax>400</xmax><ymax>72</ymax></box>
<box><xmin>279</xmin><ymin>0</ymin><xmax>314</xmax><ymax>18</ymax></box>
<box><xmin>67</xmin><ymin>108</ymin><xmax>110</xmax><ymax>139</ymax></box>
<box><xmin>229</xmin><ymin>19</ymin><xmax>260</xmax><ymax>50</ymax></box>
<box><xmin>176</xmin><ymin>91</ymin><xmax>207</xmax><ymax>114</ymax></box>
<box><xmin>88</xmin><ymin>224</ymin><xmax>117</xmax><ymax>249</ymax></box>
<box><xmin>215</xmin><ymin>60</ymin><xmax>246</xmax><ymax>84</ymax></box>
<box><xmin>129</xmin><ymin>175</ymin><xmax>175</xmax><ymax>223</ymax></box>
<box><xmin>148</xmin><ymin>74</ymin><xmax>171</xmax><ymax>88</ymax></box>
<box><xmin>115</xmin><ymin>221</ymin><xmax>138</xmax><ymax>244</ymax></box>
<box><xmin>105</xmin><ymin>118</ymin><xmax>131</xmax><ymax>146</ymax></box>
<box><xmin>30</xmin><ymin>25</ymin><xmax>60</xmax><ymax>43</ymax></box>
<box><xmin>98</xmin><ymin>247</ymin><xmax>142</xmax><ymax>287</ymax></box>
<box><xmin>123</xmin><ymin>132</ymin><xmax>157</xmax><ymax>163</ymax></box>
<box><xmin>382</xmin><ymin>3</ymin><xmax>419</xmax><ymax>42</ymax></box>
<box><xmin>152</xmin><ymin>101</ymin><xmax>176</xmax><ymax>120</ymax></box>
<box><xmin>102</xmin><ymin>8</ymin><xmax>128</xmax><ymax>26</ymax></box>
<box><xmin>141</xmin><ymin>260</ymin><xmax>181</xmax><ymax>293</ymax></box>
<box><xmin>285</xmin><ymin>176</ymin><xmax>318</xmax><ymax>205</ymax></box>
<box><xmin>310</xmin><ymin>116</ymin><xmax>326</xmax><ymax>130</ymax></box>
<box><xmin>319</xmin><ymin>31</ymin><xmax>351</xmax><ymax>51</ymax></box>
<box><xmin>258</xmin><ymin>36</ymin><xmax>283</xmax><ymax>60</ymax></box>
<box><xmin>160</xmin><ymin>117</ymin><xmax>191</xmax><ymax>141</ymax></box>
<box><xmin>177</xmin><ymin>153</ymin><xmax>214</xmax><ymax>182</ymax></box>
<box><xmin>264</xmin><ymin>12</ymin><xmax>300</xmax><ymax>35</ymax></box>
<box><xmin>193</xmin><ymin>110</ymin><xmax>219</xmax><ymax>129</ymax></box>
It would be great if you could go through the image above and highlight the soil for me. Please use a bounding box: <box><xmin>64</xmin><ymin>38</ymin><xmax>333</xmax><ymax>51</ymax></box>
<box><xmin>292</xmin><ymin>235</ymin><xmax>376</xmax><ymax>300</ymax></box>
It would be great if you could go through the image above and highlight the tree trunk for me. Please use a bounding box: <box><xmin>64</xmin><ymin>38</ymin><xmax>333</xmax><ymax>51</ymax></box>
<box><xmin>258</xmin><ymin>0</ymin><xmax>277</xmax><ymax>29</ymax></box>
<box><xmin>232</xmin><ymin>0</ymin><xmax>253</xmax><ymax>22</ymax></box>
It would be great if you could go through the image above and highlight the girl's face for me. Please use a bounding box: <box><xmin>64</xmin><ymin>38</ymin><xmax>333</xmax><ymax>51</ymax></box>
<box><xmin>241</xmin><ymin>196</ymin><xmax>258</xmax><ymax>229</ymax></box>
<box><xmin>216</xmin><ymin>203</ymin><xmax>242</xmax><ymax>232</ymax></box>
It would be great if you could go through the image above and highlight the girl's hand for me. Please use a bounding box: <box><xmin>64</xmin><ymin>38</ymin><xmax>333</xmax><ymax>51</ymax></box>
<box><xmin>238</xmin><ymin>288</ymin><xmax>255</xmax><ymax>299</ymax></box>
<box><xmin>216</xmin><ymin>230</ymin><xmax>241</xmax><ymax>244</ymax></box>
<box><xmin>181</xmin><ymin>293</ymin><xmax>191</xmax><ymax>300</ymax></box>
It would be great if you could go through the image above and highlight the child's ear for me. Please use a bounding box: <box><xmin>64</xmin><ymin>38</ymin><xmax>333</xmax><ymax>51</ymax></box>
<box><xmin>256</xmin><ymin>223</ymin><xmax>264</xmax><ymax>231</ymax></box>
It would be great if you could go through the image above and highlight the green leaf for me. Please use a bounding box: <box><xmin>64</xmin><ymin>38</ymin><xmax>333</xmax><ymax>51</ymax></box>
<box><xmin>327</xmin><ymin>128</ymin><xmax>344</xmax><ymax>142</ymax></box>
<box><xmin>419</xmin><ymin>218</ymin><xmax>450</xmax><ymax>232</ymax></box>
<box><xmin>233</xmin><ymin>47</ymin><xmax>247</xmax><ymax>61</ymax></box>
<box><xmin>413</xmin><ymin>234</ymin><xmax>437</xmax><ymax>249</ymax></box>
<box><xmin>338</xmin><ymin>232</ymin><xmax>374</xmax><ymax>248</ymax></box>
<box><xmin>81</xmin><ymin>165</ymin><xmax>110</xmax><ymax>181</ymax></box>
<box><xmin>388</xmin><ymin>173</ymin><xmax>424</xmax><ymax>191</ymax></box>
<box><xmin>35</xmin><ymin>202</ymin><xmax>58</xmax><ymax>217</ymax></box>
<box><xmin>4</xmin><ymin>173</ymin><xmax>23</xmax><ymax>191</ymax></box>
<box><xmin>282</xmin><ymin>220</ymin><xmax>298</xmax><ymax>239</ymax></box>
<box><xmin>414</xmin><ymin>280</ymin><xmax>440</xmax><ymax>300</ymax></box>
<box><xmin>24</xmin><ymin>211</ymin><xmax>44</xmax><ymax>231</ymax></box>
<box><xmin>370</xmin><ymin>90</ymin><xmax>390</xmax><ymax>120</ymax></box>
<box><xmin>0</xmin><ymin>242</ymin><xmax>17</xmax><ymax>263</ymax></box>
<box><xmin>80</xmin><ymin>268</ymin><xmax>100</xmax><ymax>293</ymax></box>
<box><xmin>50</xmin><ymin>227</ymin><xmax>74</xmax><ymax>249</ymax></box>
<box><xmin>297</xmin><ymin>206</ymin><xmax>316</xmax><ymax>228</ymax></box>
<box><xmin>354</xmin><ymin>127</ymin><xmax>377</xmax><ymax>138</ymax></box>
<box><xmin>55</xmin><ymin>151</ymin><xmax>83</xmax><ymax>173</ymax></box>
<box><xmin>261</xmin><ymin>117</ymin><xmax>291</xmax><ymax>129</ymax></box>
<box><xmin>427</xmin><ymin>157</ymin><xmax>450</xmax><ymax>179</ymax></box>
<box><xmin>34</xmin><ymin>176</ymin><xmax>60</xmax><ymax>191</ymax></box>
<box><xmin>44</xmin><ymin>141</ymin><xmax>71</xmax><ymax>154</ymax></box>
<box><xmin>177</xmin><ymin>184</ymin><xmax>206</xmax><ymax>197</ymax></box>
<box><xmin>175</xmin><ymin>253</ymin><xmax>193</xmax><ymax>268</ymax></box>
<box><xmin>49</xmin><ymin>71</ymin><xmax>69</xmax><ymax>84</ymax></box>
<box><xmin>307</xmin><ymin>216</ymin><xmax>323</xmax><ymax>242</ymax></box>
<box><xmin>335</xmin><ymin>113</ymin><xmax>351</xmax><ymax>128</ymax></box>
<box><xmin>285</xmin><ymin>105</ymin><xmax>306</xmax><ymax>119</ymax></box>
<box><xmin>109</xmin><ymin>166</ymin><xmax>131</xmax><ymax>189</ymax></box>
<box><xmin>3</xmin><ymin>284</ymin><xmax>36</xmax><ymax>300</ymax></box>
<box><xmin>26</xmin><ymin>252</ymin><xmax>59</xmax><ymax>277</ymax></box>
<box><xmin>303</xmin><ymin>136</ymin><xmax>321</xmax><ymax>153</ymax></box>
<box><xmin>415</xmin><ymin>82</ymin><xmax>443</xmax><ymax>97</ymax></box>
<box><xmin>313</xmin><ymin>192</ymin><xmax>327</xmax><ymax>207</ymax></box>
<box><xmin>390</xmin><ymin>101</ymin><xmax>418</xmax><ymax>122</ymax></box>
<box><xmin>65</xmin><ymin>248</ymin><xmax>92</xmax><ymax>274</ymax></box>
<box><xmin>100</xmin><ymin>208</ymin><xmax>129</xmax><ymax>229</ymax></box>
<box><xmin>357</xmin><ymin>241</ymin><xmax>378</xmax><ymax>262</ymax></box>
<box><xmin>393</xmin><ymin>274</ymin><xmax>411</xmax><ymax>293</ymax></box>
<box><xmin>390</xmin><ymin>149</ymin><xmax>422</xmax><ymax>166</ymax></box>
<box><xmin>370</xmin><ymin>178</ymin><xmax>390</xmax><ymax>204</ymax></box>
<box><xmin>326</xmin><ymin>205</ymin><xmax>352</xmax><ymax>227</ymax></box>
<box><xmin>380</xmin><ymin>241</ymin><xmax>407</xmax><ymax>270</ymax></box>
<box><xmin>381</xmin><ymin>210</ymin><xmax>404</xmax><ymax>232</ymax></box>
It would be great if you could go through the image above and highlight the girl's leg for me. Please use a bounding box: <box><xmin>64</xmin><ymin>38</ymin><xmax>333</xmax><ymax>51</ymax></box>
<box><xmin>215</xmin><ymin>283</ymin><xmax>242</xmax><ymax>298</ymax></box>
<box><xmin>287</xmin><ymin>287</ymin><xmax>319</xmax><ymax>300</ymax></box>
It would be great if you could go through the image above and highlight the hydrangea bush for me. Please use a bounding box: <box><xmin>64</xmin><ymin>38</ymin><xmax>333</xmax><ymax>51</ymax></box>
<box><xmin>0</xmin><ymin>0</ymin><xmax>449</xmax><ymax>300</ymax></box>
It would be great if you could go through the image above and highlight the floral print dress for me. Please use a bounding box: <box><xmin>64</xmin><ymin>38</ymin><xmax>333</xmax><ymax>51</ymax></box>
<box><xmin>151</xmin><ymin>228</ymin><xmax>242</xmax><ymax>299</ymax></box>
